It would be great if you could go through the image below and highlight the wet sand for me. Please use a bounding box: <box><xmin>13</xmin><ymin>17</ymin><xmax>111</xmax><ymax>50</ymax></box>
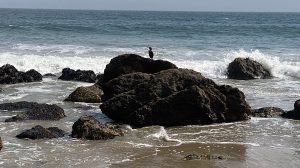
<box><xmin>112</xmin><ymin>143</ymin><xmax>300</xmax><ymax>168</ymax></box>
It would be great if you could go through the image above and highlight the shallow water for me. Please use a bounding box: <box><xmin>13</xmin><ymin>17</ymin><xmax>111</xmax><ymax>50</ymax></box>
<box><xmin>0</xmin><ymin>77</ymin><xmax>300</xmax><ymax>167</ymax></box>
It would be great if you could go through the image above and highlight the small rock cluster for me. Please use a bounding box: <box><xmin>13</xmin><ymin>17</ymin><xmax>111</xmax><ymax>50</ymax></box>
<box><xmin>0</xmin><ymin>64</ymin><xmax>42</xmax><ymax>84</ymax></box>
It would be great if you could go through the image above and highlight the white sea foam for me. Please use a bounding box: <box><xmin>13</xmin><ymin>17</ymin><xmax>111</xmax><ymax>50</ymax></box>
<box><xmin>127</xmin><ymin>142</ymin><xmax>153</xmax><ymax>148</ymax></box>
<box><xmin>169</xmin><ymin>59</ymin><xmax>226</xmax><ymax>78</ymax></box>
<box><xmin>1</xmin><ymin>49</ymin><xmax>299</xmax><ymax>80</ymax></box>
<box><xmin>171</xmin><ymin>49</ymin><xmax>300</xmax><ymax>79</ymax></box>
<box><xmin>147</xmin><ymin>126</ymin><xmax>182</xmax><ymax>144</ymax></box>
<box><xmin>0</xmin><ymin>93</ymin><xmax>28</xmax><ymax>102</ymax></box>
<box><xmin>213</xmin><ymin>142</ymin><xmax>261</xmax><ymax>147</ymax></box>
<box><xmin>13</xmin><ymin>43</ymin><xmax>94</xmax><ymax>55</ymax></box>
<box><xmin>0</xmin><ymin>52</ymin><xmax>111</xmax><ymax>74</ymax></box>
<box><xmin>224</xmin><ymin>49</ymin><xmax>300</xmax><ymax>79</ymax></box>
<box><xmin>184</xmin><ymin>141</ymin><xmax>261</xmax><ymax>147</ymax></box>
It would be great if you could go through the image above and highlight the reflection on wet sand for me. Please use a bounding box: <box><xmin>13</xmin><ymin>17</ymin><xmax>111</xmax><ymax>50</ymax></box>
<box><xmin>111</xmin><ymin>143</ymin><xmax>247</xmax><ymax>168</ymax></box>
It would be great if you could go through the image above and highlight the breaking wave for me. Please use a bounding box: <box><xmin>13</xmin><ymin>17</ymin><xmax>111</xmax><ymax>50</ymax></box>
<box><xmin>0</xmin><ymin>47</ymin><xmax>299</xmax><ymax>79</ymax></box>
<box><xmin>170</xmin><ymin>49</ymin><xmax>300</xmax><ymax>79</ymax></box>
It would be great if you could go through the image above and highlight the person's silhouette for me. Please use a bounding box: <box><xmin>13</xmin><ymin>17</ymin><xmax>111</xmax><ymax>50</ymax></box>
<box><xmin>148</xmin><ymin>47</ymin><xmax>154</xmax><ymax>59</ymax></box>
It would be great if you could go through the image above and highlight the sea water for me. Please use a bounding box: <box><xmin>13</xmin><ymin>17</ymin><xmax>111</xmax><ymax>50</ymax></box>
<box><xmin>0</xmin><ymin>9</ymin><xmax>300</xmax><ymax>167</ymax></box>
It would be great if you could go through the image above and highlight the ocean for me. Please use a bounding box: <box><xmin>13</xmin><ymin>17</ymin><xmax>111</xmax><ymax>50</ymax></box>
<box><xmin>0</xmin><ymin>8</ymin><xmax>300</xmax><ymax>167</ymax></box>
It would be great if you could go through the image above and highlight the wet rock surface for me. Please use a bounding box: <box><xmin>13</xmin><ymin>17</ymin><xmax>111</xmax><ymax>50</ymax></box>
<box><xmin>43</xmin><ymin>73</ymin><xmax>56</xmax><ymax>77</ymax></box>
<box><xmin>58</xmin><ymin>68</ymin><xmax>96</xmax><ymax>83</ymax></box>
<box><xmin>0</xmin><ymin>64</ymin><xmax>42</xmax><ymax>84</ymax></box>
<box><xmin>0</xmin><ymin>137</ymin><xmax>2</xmax><ymax>151</ymax></box>
<box><xmin>252</xmin><ymin>107</ymin><xmax>285</xmax><ymax>118</ymax></box>
<box><xmin>101</xmin><ymin>72</ymin><xmax>152</xmax><ymax>101</ymax></box>
<box><xmin>282</xmin><ymin>99</ymin><xmax>300</xmax><ymax>120</ymax></box>
<box><xmin>71</xmin><ymin>115</ymin><xmax>123</xmax><ymax>140</ymax></box>
<box><xmin>16</xmin><ymin>125</ymin><xmax>65</xmax><ymax>140</ymax></box>
<box><xmin>183</xmin><ymin>154</ymin><xmax>225</xmax><ymax>161</ymax></box>
<box><xmin>96</xmin><ymin>73</ymin><xmax>104</xmax><ymax>87</ymax></box>
<box><xmin>101</xmin><ymin>68</ymin><xmax>251</xmax><ymax>127</ymax></box>
<box><xmin>0</xmin><ymin>101</ymin><xmax>66</xmax><ymax>122</ymax></box>
<box><xmin>227</xmin><ymin>58</ymin><xmax>272</xmax><ymax>80</ymax></box>
<box><xmin>65</xmin><ymin>85</ymin><xmax>103</xmax><ymax>103</ymax></box>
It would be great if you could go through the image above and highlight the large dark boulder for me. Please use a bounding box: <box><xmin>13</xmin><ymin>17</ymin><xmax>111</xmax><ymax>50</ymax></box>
<box><xmin>102</xmin><ymin>72</ymin><xmax>152</xmax><ymax>101</ymax></box>
<box><xmin>102</xmin><ymin>54</ymin><xmax>177</xmax><ymax>83</ymax></box>
<box><xmin>227</xmin><ymin>58</ymin><xmax>272</xmax><ymax>80</ymax></box>
<box><xmin>0</xmin><ymin>64</ymin><xmax>42</xmax><ymax>84</ymax></box>
<box><xmin>252</xmin><ymin>107</ymin><xmax>285</xmax><ymax>118</ymax></box>
<box><xmin>16</xmin><ymin>125</ymin><xmax>65</xmax><ymax>140</ymax></box>
<box><xmin>100</xmin><ymin>68</ymin><xmax>251</xmax><ymax>127</ymax></box>
<box><xmin>71</xmin><ymin>115</ymin><xmax>123</xmax><ymax>140</ymax></box>
<box><xmin>0</xmin><ymin>101</ymin><xmax>66</xmax><ymax>122</ymax></box>
<box><xmin>282</xmin><ymin>99</ymin><xmax>300</xmax><ymax>120</ymax></box>
<box><xmin>58</xmin><ymin>68</ymin><xmax>96</xmax><ymax>83</ymax></box>
<box><xmin>96</xmin><ymin>73</ymin><xmax>104</xmax><ymax>87</ymax></box>
<box><xmin>64</xmin><ymin>85</ymin><xmax>103</xmax><ymax>103</ymax></box>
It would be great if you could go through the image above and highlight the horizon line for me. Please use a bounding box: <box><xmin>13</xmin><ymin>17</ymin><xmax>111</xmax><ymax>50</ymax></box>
<box><xmin>0</xmin><ymin>7</ymin><xmax>299</xmax><ymax>13</ymax></box>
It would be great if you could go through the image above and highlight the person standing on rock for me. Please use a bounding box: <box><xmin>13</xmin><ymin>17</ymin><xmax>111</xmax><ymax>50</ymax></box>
<box><xmin>148</xmin><ymin>47</ymin><xmax>154</xmax><ymax>59</ymax></box>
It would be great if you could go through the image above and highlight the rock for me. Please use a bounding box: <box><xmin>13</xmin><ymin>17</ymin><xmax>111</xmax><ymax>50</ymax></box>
<box><xmin>71</xmin><ymin>115</ymin><xmax>123</xmax><ymax>140</ymax></box>
<box><xmin>101</xmin><ymin>72</ymin><xmax>152</xmax><ymax>101</ymax></box>
<box><xmin>16</xmin><ymin>125</ymin><xmax>65</xmax><ymax>139</ymax></box>
<box><xmin>96</xmin><ymin>74</ymin><xmax>104</xmax><ymax>87</ymax></box>
<box><xmin>227</xmin><ymin>58</ymin><xmax>272</xmax><ymax>80</ymax></box>
<box><xmin>0</xmin><ymin>137</ymin><xmax>2</xmax><ymax>151</ymax></box>
<box><xmin>183</xmin><ymin>154</ymin><xmax>224</xmax><ymax>160</ymax></box>
<box><xmin>43</xmin><ymin>73</ymin><xmax>56</xmax><ymax>77</ymax></box>
<box><xmin>100</xmin><ymin>68</ymin><xmax>251</xmax><ymax>127</ymax></box>
<box><xmin>294</xmin><ymin>99</ymin><xmax>300</xmax><ymax>112</ymax></box>
<box><xmin>0</xmin><ymin>101</ymin><xmax>66</xmax><ymax>122</ymax></box>
<box><xmin>252</xmin><ymin>107</ymin><xmax>285</xmax><ymax>118</ymax></box>
<box><xmin>282</xmin><ymin>99</ymin><xmax>300</xmax><ymax>120</ymax></box>
<box><xmin>5</xmin><ymin>115</ymin><xmax>26</xmax><ymax>122</ymax></box>
<box><xmin>0</xmin><ymin>64</ymin><xmax>42</xmax><ymax>84</ymax></box>
<box><xmin>64</xmin><ymin>85</ymin><xmax>103</xmax><ymax>103</ymax></box>
<box><xmin>183</xmin><ymin>154</ymin><xmax>200</xmax><ymax>160</ymax></box>
<box><xmin>22</xmin><ymin>69</ymin><xmax>43</xmax><ymax>82</ymax></box>
<box><xmin>102</xmin><ymin>54</ymin><xmax>177</xmax><ymax>83</ymax></box>
<box><xmin>58</xmin><ymin>68</ymin><xmax>96</xmax><ymax>83</ymax></box>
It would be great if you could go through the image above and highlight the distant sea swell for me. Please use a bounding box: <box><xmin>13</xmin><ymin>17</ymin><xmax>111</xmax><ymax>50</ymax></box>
<box><xmin>0</xmin><ymin>9</ymin><xmax>299</xmax><ymax>78</ymax></box>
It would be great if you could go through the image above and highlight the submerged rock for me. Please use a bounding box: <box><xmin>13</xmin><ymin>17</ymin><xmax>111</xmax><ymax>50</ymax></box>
<box><xmin>43</xmin><ymin>73</ymin><xmax>56</xmax><ymax>77</ymax></box>
<box><xmin>0</xmin><ymin>64</ymin><xmax>42</xmax><ymax>84</ymax></box>
<box><xmin>101</xmin><ymin>68</ymin><xmax>251</xmax><ymax>127</ymax></box>
<box><xmin>183</xmin><ymin>154</ymin><xmax>224</xmax><ymax>161</ymax></box>
<box><xmin>58</xmin><ymin>68</ymin><xmax>96</xmax><ymax>83</ymax></box>
<box><xmin>102</xmin><ymin>54</ymin><xmax>177</xmax><ymax>83</ymax></box>
<box><xmin>282</xmin><ymin>99</ymin><xmax>300</xmax><ymax>120</ymax></box>
<box><xmin>71</xmin><ymin>115</ymin><xmax>123</xmax><ymax>140</ymax></box>
<box><xmin>227</xmin><ymin>58</ymin><xmax>272</xmax><ymax>80</ymax></box>
<box><xmin>183</xmin><ymin>154</ymin><xmax>200</xmax><ymax>160</ymax></box>
<box><xmin>64</xmin><ymin>85</ymin><xmax>103</xmax><ymax>103</ymax></box>
<box><xmin>16</xmin><ymin>125</ymin><xmax>65</xmax><ymax>140</ymax></box>
<box><xmin>252</xmin><ymin>107</ymin><xmax>285</xmax><ymax>118</ymax></box>
<box><xmin>0</xmin><ymin>101</ymin><xmax>66</xmax><ymax>122</ymax></box>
